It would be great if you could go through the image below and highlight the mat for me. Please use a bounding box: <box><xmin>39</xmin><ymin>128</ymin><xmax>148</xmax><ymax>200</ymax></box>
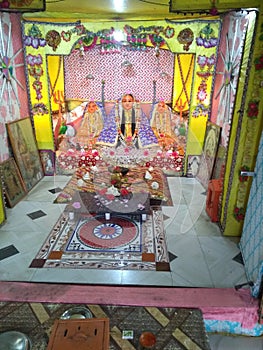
<box><xmin>29</xmin><ymin>207</ymin><xmax>170</xmax><ymax>271</ymax></box>
<box><xmin>54</xmin><ymin>165</ymin><xmax>173</xmax><ymax>206</ymax></box>
<box><xmin>0</xmin><ymin>302</ymin><xmax>210</xmax><ymax>350</ymax></box>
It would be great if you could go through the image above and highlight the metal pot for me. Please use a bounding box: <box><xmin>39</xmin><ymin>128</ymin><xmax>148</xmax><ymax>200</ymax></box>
<box><xmin>0</xmin><ymin>331</ymin><xmax>32</xmax><ymax>350</ymax></box>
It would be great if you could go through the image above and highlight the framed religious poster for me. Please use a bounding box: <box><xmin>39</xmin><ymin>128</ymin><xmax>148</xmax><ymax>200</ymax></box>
<box><xmin>0</xmin><ymin>180</ymin><xmax>6</xmax><ymax>225</ymax></box>
<box><xmin>0</xmin><ymin>157</ymin><xmax>27</xmax><ymax>207</ymax></box>
<box><xmin>39</xmin><ymin>150</ymin><xmax>55</xmax><ymax>176</ymax></box>
<box><xmin>187</xmin><ymin>155</ymin><xmax>201</xmax><ymax>177</ymax></box>
<box><xmin>196</xmin><ymin>121</ymin><xmax>221</xmax><ymax>190</ymax></box>
<box><xmin>6</xmin><ymin>117</ymin><xmax>44</xmax><ymax>192</ymax></box>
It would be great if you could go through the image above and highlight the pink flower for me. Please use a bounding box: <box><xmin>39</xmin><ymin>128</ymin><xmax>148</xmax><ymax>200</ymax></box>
<box><xmin>99</xmin><ymin>188</ymin><xmax>107</xmax><ymax>195</ymax></box>
<box><xmin>143</xmin><ymin>150</ymin><xmax>149</xmax><ymax>156</ymax></box>
<box><xmin>106</xmin><ymin>194</ymin><xmax>115</xmax><ymax>201</ymax></box>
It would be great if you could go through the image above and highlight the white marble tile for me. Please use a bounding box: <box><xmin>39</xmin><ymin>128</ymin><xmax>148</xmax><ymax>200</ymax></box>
<box><xmin>198</xmin><ymin>236</ymin><xmax>241</xmax><ymax>268</ymax></box>
<box><xmin>171</xmin><ymin>270</ymin><xmax>200</xmax><ymax>287</ymax></box>
<box><xmin>193</xmin><ymin>213</ymin><xmax>222</xmax><ymax>237</ymax></box>
<box><xmin>208</xmin><ymin>334</ymin><xmax>263</xmax><ymax>350</ymax></box>
<box><xmin>121</xmin><ymin>270</ymin><xmax>173</xmax><ymax>286</ymax></box>
<box><xmin>168</xmin><ymin>235</ymin><xmax>214</xmax><ymax>287</ymax></box>
<box><xmin>31</xmin><ymin>267</ymin><xmax>122</xmax><ymax>284</ymax></box>
<box><xmin>162</xmin><ymin>205</ymin><xmax>197</xmax><ymax>235</ymax></box>
<box><xmin>0</xmin><ymin>251</ymin><xmax>36</xmax><ymax>281</ymax></box>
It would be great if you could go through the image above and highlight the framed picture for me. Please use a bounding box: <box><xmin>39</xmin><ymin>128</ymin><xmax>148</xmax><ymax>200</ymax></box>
<box><xmin>0</xmin><ymin>157</ymin><xmax>27</xmax><ymax>207</ymax></box>
<box><xmin>6</xmin><ymin>117</ymin><xmax>44</xmax><ymax>192</ymax></box>
<box><xmin>187</xmin><ymin>155</ymin><xmax>201</xmax><ymax>177</ymax></box>
<box><xmin>0</xmin><ymin>0</ymin><xmax>46</xmax><ymax>12</ymax></box>
<box><xmin>0</xmin><ymin>181</ymin><xmax>6</xmax><ymax>225</ymax></box>
<box><xmin>196</xmin><ymin>121</ymin><xmax>221</xmax><ymax>189</ymax></box>
<box><xmin>39</xmin><ymin>150</ymin><xmax>55</xmax><ymax>176</ymax></box>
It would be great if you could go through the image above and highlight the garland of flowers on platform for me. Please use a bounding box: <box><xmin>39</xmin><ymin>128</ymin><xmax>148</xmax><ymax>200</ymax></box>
<box><xmin>233</xmin><ymin>41</ymin><xmax>263</xmax><ymax>221</ymax></box>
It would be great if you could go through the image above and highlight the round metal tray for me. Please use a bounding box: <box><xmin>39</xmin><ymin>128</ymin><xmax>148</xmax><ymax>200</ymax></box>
<box><xmin>60</xmin><ymin>306</ymin><xmax>93</xmax><ymax>320</ymax></box>
<box><xmin>0</xmin><ymin>331</ymin><xmax>32</xmax><ymax>350</ymax></box>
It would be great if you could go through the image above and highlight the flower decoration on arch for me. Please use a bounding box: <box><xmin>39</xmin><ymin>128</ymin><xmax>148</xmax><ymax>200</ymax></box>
<box><xmin>25</xmin><ymin>54</ymin><xmax>44</xmax><ymax>100</ymax></box>
<box><xmin>192</xmin><ymin>54</ymin><xmax>216</xmax><ymax>118</ymax></box>
<box><xmin>177</xmin><ymin>28</ymin><xmax>194</xmax><ymax>51</ymax></box>
<box><xmin>32</xmin><ymin>103</ymin><xmax>49</xmax><ymax>116</ymax></box>
<box><xmin>24</xmin><ymin>24</ymin><xmax>46</xmax><ymax>49</ymax></box>
<box><xmin>196</xmin><ymin>23</ymin><xmax>218</xmax><ymax>48</ymax></box>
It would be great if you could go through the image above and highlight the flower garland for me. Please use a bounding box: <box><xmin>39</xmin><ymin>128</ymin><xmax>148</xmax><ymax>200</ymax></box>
<box><xmin>196</xmin><ymin>23</ymin><xmax>218</xmax><ymax>48</ymax></box>
<box><xmin>239</xmin><ymin>166</ymin><xmax>250</xmax><ymax>182</ymax></box>
<box><xmin>247</xmin><ymin>100</ymin><xmax>259</xmax><ymax>119</ymax></box>
<box><xmin>25</xmin><ymin>53</ymin><xmax>43</xmax><ymax>100</ymax></box>
<box><xmin>32</xmin><ymin>103</ymin><xmax>49</xmax><ymax>115</ymax></box>
<box><xmin>233</xmin><ymin>206</ymin><xmax>245</xmax><ymax>221</ymax></box>
<box><xmin>254</xmin><ymin>53</ymin><xmax>263</xmax><ymax>70</ymax></box>
<box><xmin>192</xmin><ymin>54</ymin><xmax>216</xmax><ymax>118</ymax></box>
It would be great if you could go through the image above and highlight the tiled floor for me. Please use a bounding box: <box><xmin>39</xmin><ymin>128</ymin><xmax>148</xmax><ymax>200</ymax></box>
<box><xmin>0</xmin><ymin>174</ymin><xmax>249</xmax><ymax>288</ymax></box>
<box><xmin>1</xmin><ymin>174</ymin><xmax>262</xmax><ymax>348</ymax></box>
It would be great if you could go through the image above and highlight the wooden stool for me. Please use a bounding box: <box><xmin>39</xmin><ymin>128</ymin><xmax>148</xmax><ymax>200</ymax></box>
<box><xmin>206</xmin><ymin>179</ymin><xmax>222</xmax><ymax>222</ymax></box>
<box><xmin>47</xmin><ymin>318</ymin><xmax>109</xmax><ymax>350</ymax></box>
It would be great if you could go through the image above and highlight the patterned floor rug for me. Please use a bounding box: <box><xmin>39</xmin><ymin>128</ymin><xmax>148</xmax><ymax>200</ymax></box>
<box><xmin>29</xmin><ymin>207</ymin><xmax>170</xmax><ymax>271</ymax></box>
<box><xmin>0</xmin><ymin>302</ymin><xmax>210</xmax><ymax>350</ymax></box>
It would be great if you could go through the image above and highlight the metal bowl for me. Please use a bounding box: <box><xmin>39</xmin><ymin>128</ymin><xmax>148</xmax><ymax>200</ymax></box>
<box><xmin>0</xmin><ymin>331</ymin><xmax>32</xmax><ymax>350</ymax></box>
<box><xmin>60</xmin><ymin>306</ymin><xmax>93</xmax><ymax>320</ymax></box>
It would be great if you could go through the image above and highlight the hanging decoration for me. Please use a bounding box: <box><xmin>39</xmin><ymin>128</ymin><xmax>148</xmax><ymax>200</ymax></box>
<box><xmin>192</xmin><ymin>53</ymin><xmax>216</xmax><ymax>117</ymax></box>
<box><xmin>25</xmin><ymin>53</ymin><xmax>43</xmax><ymax>100</ymax></box>
<box><xmin>72</xmin><ymin>35</ymin><xmax>97</xmax><ymax>53</ymax></box>
<box><xmin>0</xmin><ymin>17</ymin><xmax>25</xmax><ymax>107</ymax></box>
<box><xmin>32</xmin><ymin>102</ymin><xmax>49</xmax><ymax>115</ymax></box>
<box><xmin>209</xmin><ymin>0</ymin><xmax>219</xmax><ymax>16</ymax></box>
<box><xmin>196</xmin><ymin>23</ymin><xmax>218</xmax><ymax>48</ymax></box>
<box><xmin>24</xmin><ymin>23</ymin><xmax>46</xmax><ymax>49</ymax></box>
<box><xmin>215</xmin><ymin>31</ymin><xmax>242</xmax><ymax>123</ymax></box>
<box><xmin>45</xmin><ymin>30</ymin><xmax>61</xmax><ymax>51</ymax></box>
<box><xmin>177</xmin><ymin>28</ymin><xmax>194</xmax><ymax>51</ymax></box>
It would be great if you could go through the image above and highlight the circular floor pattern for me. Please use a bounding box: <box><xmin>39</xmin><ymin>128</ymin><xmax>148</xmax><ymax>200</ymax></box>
<box><xmin>77</xmin><ymin>216</ymin><xmax>139</xmax><ymax>249</ymax></box>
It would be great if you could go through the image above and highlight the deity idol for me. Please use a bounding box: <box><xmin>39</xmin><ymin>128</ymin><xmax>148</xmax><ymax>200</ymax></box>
<box><xmin>76</xmin><ymin>100</ymin><xmax>104</xmax><ymax>147</ymax></box>
<box><xmin>150</xmin><ymin>100</ymin><xmax>179</xmax><ymax>151</ymax></box>
<box><xmin>97</xmin><ymin>93</ymin><xmax>158</xmax><ymax>149</ymax></box>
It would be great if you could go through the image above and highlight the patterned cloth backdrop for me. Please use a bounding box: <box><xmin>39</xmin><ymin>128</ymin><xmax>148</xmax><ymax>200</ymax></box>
<box><xmin>64</xmin><ymin>46</ymin><xmax>174</xmax><ymax>103</ymax></box>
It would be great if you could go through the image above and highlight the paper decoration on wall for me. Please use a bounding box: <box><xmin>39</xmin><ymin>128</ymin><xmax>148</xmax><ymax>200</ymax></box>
<box><xmin>0</xmin><ymin>17</ymin><xmax>25</xmax><ymax>107</ymax></box>
<box><xmin>214</xmin><ymin>31</ymin><xmax>242</xmax><ymax>123</ymax></box>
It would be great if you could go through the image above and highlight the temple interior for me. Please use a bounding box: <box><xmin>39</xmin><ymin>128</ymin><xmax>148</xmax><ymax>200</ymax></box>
<box><xmin>0</xmin><ymin>0</ymin><xmax>262</xmax><ymax>348</ymax></box>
